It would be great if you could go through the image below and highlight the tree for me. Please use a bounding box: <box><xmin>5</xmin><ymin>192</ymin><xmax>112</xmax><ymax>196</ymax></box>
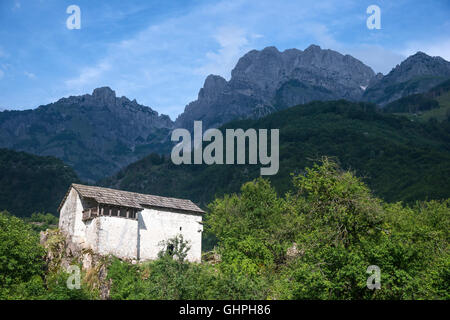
<box><xmin>0</xmin><ymin>211</ymin><xmax>46</xmax><ymax>298</ymax></box>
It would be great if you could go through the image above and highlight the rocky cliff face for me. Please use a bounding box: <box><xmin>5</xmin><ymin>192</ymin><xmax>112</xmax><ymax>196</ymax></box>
<box><xmin>40</xmin><ymin>229</ymin><xmax>112</xmax><ymax>299</ymax></box>
<box><xmin>175</xmin><ymin>45</ymin><xmax>375</xmax><ymax>130</ymax></box>
<box><xmin>176</xmin><ymin>47</ymin><xmax>450</xmax><ymax>130</ymax></box>
<box><xmin>0</xmin><ymin>87</ymin><xmax>174</xmax><ymax>182</ymax></box>
<box><xmin>362</xmin><ymin>52</ymin><xmax>450</xmax><ymax>105</ymax></box>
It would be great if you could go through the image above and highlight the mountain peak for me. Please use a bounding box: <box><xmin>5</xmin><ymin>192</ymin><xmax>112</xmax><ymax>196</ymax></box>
<box><xmin>199</xmin><ymin>75</ymin><xmax>227</xmax><ymax>100</ymax></box>
<box><xmin>393</xmin><ymin>51</ymin><xmax>450</xmax><ymax>74</ymax></box>
<box><xmin>412</xmin><ymin>51</ymin><xmax>429</xmax><ymax>57</ymax></box>
<box><xmin>92</xmin><ymin>86</ymin><xmax>116</xmax><ymax>98</ymax></box>
<box><xmin>362</xmin><ymin>51</ymin><xmax>450</xmax><ymax>105</ymax></box>
<box><xmin>177</xmin><ymin>44</ymin><xmax>376</xmax><ymax>130</ymax></box>
<box><xmin>90</xmin><ymin>87</ymin><xmax>117</xmax><ymax>106</ymax></box>
<box><xmin>261</xmin><ymin>46</ymin><xmax>280</xmax><ymax>53</ymax></box>
<box><xmin>401</xmin><ymin>51</ymin><xmax>450</xmax><ymax>67</ymax></box>
<box><xmin>305</xmin><ymin>44</ymin><xmax>321</xmax><ymax>51</ymax></box>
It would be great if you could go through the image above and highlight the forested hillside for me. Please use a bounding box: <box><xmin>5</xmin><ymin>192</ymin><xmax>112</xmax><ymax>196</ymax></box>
<box><xmin>2</xmin><ymin>160</ymin><xmax>448</xmax><ymax>299</ymax></box>
<box><xmin>102</xmin><ymin>100</ymin><xmax>450</xmax><ymax>206</ymax></box>
<box><xmin>0</xmin><ymin>148</ymin><xmax>79</xmax><ymax>217</ymax></box>
<box><xmin>384</xmin><ymin>79</ymin><xmax>450</xmax><ymax>121</ymax></box>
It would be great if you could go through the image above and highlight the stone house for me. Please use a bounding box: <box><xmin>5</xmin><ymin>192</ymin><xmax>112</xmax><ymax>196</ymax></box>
<box><xmin>58</xmin><ymin>184</ymin><xmax>204</xmax><ymax>262</ymax></box>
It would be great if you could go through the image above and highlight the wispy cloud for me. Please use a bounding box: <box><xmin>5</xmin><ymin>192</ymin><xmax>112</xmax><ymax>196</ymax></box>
<box><xmin>12</xmin><ymin>1</ymin><xmax>21</xmax><ymax>10</ymax></box>
<box><xmin>195</xmin><ymin>26</ymin><xmax>255</xmax><ymax>79</ymax></box>
<box><xmin>64</xmin><ymin>61</ymin><xmax>111</xmax><ymax>90</ymax></box>
<box><xmin>24</xmin><ymin>71</ymin><xmax>36</xmax><ymax>79</ymax></box>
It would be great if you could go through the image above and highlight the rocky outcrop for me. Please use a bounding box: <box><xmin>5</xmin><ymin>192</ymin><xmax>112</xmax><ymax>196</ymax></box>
<box><xmin>363</xmin><ymin>52</ymin><xmax>450</xmax><ymax>105</ymax></box>
<box><xmin>175</xmin><ymin>45</ymin><xmax>375</xmax><ymax>130</ymax></box>
<box><xmin>40</xmin><ymin>229</ymin><xmax>113</xmax><ymax>299</ymax></box>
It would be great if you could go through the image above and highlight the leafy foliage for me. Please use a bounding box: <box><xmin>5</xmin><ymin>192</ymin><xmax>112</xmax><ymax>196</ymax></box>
<box><xmin>0</xmin><ymin>211</ymin><xmax>97</xmax><ymax>299</ymax></box>
<box><xmin>23</xmin><ymin>212</ymin><xmax>59</xmax><ymax>232</ymax></box>
<box><xmin>0</xmin><ymin>211</ymin><xmax>46</xmax><ymax>298</ymax></box>
<box><xmin>103</xmin><ymin>159</ymin><xmax>450</xmax><ymax>300</ymax></box>
<box><xmin>204</xmin><ymin>159</ymin><xmax>449</xmax><ymax>299</ymax></box>
<box><xmin>107</xmin><ymin>251</ymin><xmax>268</xmax><ymax>300</ymax></box>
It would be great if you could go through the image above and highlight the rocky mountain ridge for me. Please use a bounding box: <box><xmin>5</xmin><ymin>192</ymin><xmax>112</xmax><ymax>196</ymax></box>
<box><xmin>362</xmin><ymin>51</ymin><xmax>450</xmax><ymax>105</ymax></box>
<box><xmin>175</xmin><ymin>45</ymin><xmax>376</xmax><ymax>130</ymax></box>
<box><xmin>0</xmin><ymin>87</ymin><xmax>174</xmax><ymax>181</ymax></box>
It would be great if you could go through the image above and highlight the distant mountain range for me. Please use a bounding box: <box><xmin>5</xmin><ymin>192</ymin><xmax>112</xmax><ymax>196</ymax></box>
<box><xmin>175</xmin><ymin>45</ymin><xmax>375</xmax><ymax>130</ymax></box>
<box><xmin>0</xmin><ymin>87</ymin><xmax>173</xmax><ymax>181</ymax></box>
<box><xmin>175</xmin><ymin>46</ymin><xmax>450</xmax><ymax>131</ymax></box>
<box><xmin>1</xmin><ymin>45</ymin><xmax>449</xmax><ymax>182</ymax></box>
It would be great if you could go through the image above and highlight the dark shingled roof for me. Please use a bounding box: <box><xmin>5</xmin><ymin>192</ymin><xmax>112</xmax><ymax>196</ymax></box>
<box><xmin>59</xmin><ymin>183</ymin><xmax>204</xmax><ymax>214</ymax></box>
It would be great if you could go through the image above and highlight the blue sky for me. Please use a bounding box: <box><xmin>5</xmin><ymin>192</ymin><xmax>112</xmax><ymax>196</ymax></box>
<box><xmin>0</xmin><ymin>0</ymin><xmax>449</xmax><ymax>119</ymax></box>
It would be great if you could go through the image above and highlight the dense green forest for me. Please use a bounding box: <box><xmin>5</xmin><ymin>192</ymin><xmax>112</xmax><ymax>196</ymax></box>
<box><xmin>102</xmin><ymin>100</ymin><xmax>450</xmax><ymax>206</ymax></box>
<box><xmin>0</xmin><ymin>149</ymin><xmax>79</xmax><ymax>217</ymax></box>
<box><xmin>1</xmin><ymin>159</ymin><xmax>448</xmax><ymax>299</ymax></box>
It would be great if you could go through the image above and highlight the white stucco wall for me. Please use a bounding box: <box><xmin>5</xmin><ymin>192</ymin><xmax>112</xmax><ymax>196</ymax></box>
<box><xmin>59</xmin><ymin>187</ymin><xmax>93</xmax><ymax>248</ymax></box>
<box><xmin>72</xmin><ymin>194</ymin><xmax>88</xmax><ymax>242</ymax></box>
<box><xmin>138</xmin><ymin>208</ymin><xmax>203</xmax><ymax>262</ymax></box>
<box><xmin>96</xmin><ymin>216</ymin><xmax>138</xmax><ymax>260</ymax></box>
<box><xmin>84</xmin><ymin>218</ymin><xmax>100</xmax><ymax>252</ymax></box>
<box><xmin>58</xmin><ymin>187</ymin><xmax>79</xmax><ymax>236</ymax></box>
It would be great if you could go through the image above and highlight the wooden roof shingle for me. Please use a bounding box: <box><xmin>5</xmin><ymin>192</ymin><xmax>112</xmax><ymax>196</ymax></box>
<box><xmin>59</xmin><ymin>183</ymin><xmax>205</xmax><ymax>214</ymax></box>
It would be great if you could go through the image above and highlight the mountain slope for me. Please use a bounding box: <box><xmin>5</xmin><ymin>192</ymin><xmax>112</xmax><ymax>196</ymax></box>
<box><xmin>363</xmin><ymin>52</ymin><xmax>450</xmax><ymax>106</ymax></box>
<box><xmin>0</xmin><ymin>87</ymin><xmax>174</xmax><ymax>182</ymax></box>
<box><xmin>102</xmin><ymin>100</ymin><xmax>450</xmax><ymax>206</ymax></box>
<box><xmin>0</xmin><ymin>148</ymin><xmax>79</xmax><ymax>217</ymax></box>
<box><xmin>175</xmin><ymin>45</ymin><xmax>375</xmax><ymax>130</ymax></box>
<box><xmin>383</xmin><ymin>79</ymin><xmax>450</xmax><ymax>121</ymax></box>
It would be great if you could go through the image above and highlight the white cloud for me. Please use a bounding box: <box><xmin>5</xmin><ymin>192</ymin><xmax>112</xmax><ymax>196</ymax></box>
<box><xmin>305</xmin><ymin>23</ymin><xmax>340</xmax><ymax>49</ymax></box>
<box><xmin>195</xmin><ymin>26</ymin><xmax>253</xmax><ymax>79</ymax></box>
<box><xmin>64</xmin><ymin>61</ymin><xmax>111</xmax><ymax>90</ymax></box>
<box><xmin>24</xmin><ymin>71</ymin><xmax>36</xmax><ymax>79</ymax></box>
